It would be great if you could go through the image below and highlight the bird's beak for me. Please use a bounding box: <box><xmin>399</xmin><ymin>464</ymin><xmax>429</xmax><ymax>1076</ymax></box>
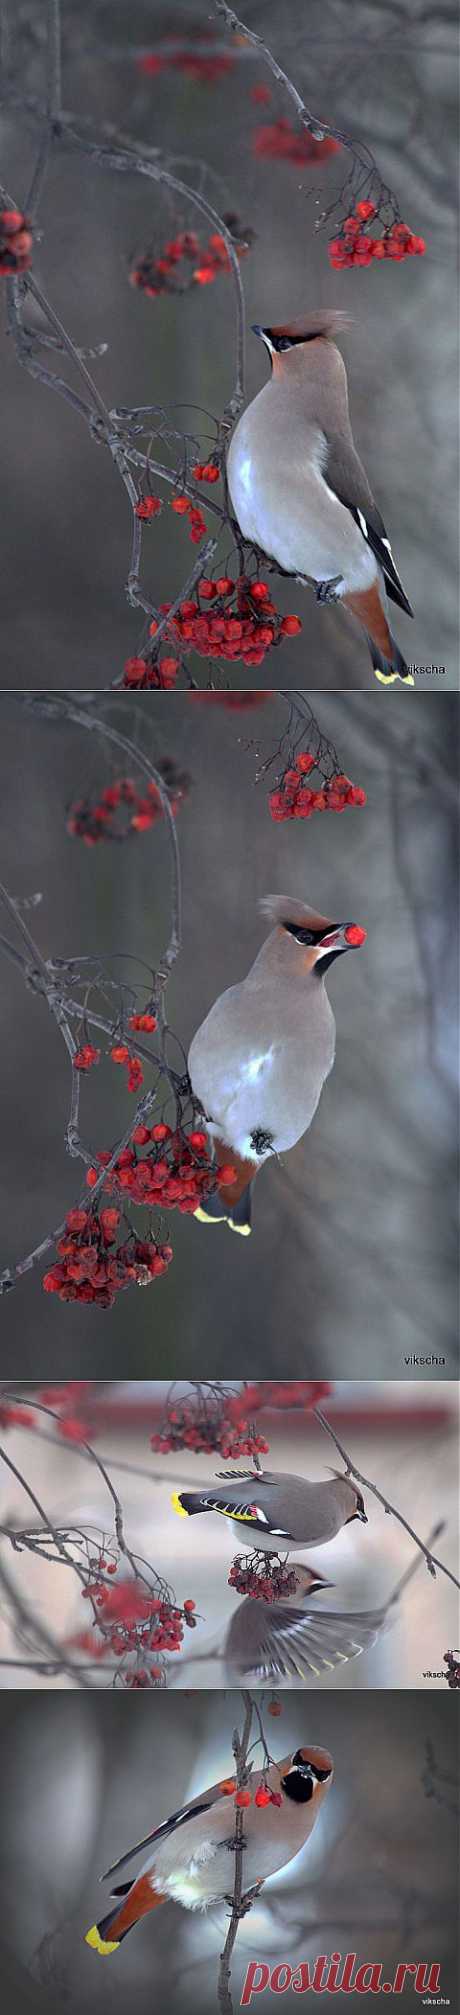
<box><xmin>349</xmin><ymin>1507</ymin><xmax>368</xmax><ymax>1523</ymax></box>
<box><xmin>251</xmin><ymin>323</ymin><xmax>264</xmax><ymax>338</ymax></box>
<box><xmin>317</xmin><ymin>922</ymin><xmax>367</xmax><ymax>958</ymax></box>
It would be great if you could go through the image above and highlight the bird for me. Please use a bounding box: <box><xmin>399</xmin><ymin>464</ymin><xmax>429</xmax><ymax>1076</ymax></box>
<box><xmin>221</xmin><ymin>1560</ymin><xmax>400</xmax><ymax>1683</ymax></box>
<box><xmin>187</xmin><ymin>894</ymin><xmax>366</xmax><ymax>1233</ymax></box>
<box><xmin>84</xmin><ymin>1743</ymin><xmax>333</xmax><ymax>1952</ymax></box>
<box><xmin>226</xmin><ymin>310</ymin><xmax>414</xmax><ymax>688</ymax></box>
<box><xmin>171</xmin><ymin>1467</ymin><xmax>367</xmax><ymax>1550</ymax></box>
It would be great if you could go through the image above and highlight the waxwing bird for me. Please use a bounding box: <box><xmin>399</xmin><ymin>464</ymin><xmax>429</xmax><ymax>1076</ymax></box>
<box><xmin>188</xmin><ymin>894</ymin><xmax>366</xmax><ymax>1233</ymax></box>
<box><xmin>85</xmin><ymin>1744</ymin><xmax>333</xmax><ymax>1951</ymax></box>
<box><xmin>171</xmin><ymin>1467</ymin><xmax>367</xmax><ymax>1550</ymax></box>
<box><xmin>226</xmin><ymin>311</ymin><xmax>414</xmax><ymax>687</ymax></box>
<box><xmin>222</xmin><ymin>1548</ymin><xmax>424</xmax><ymax>1682</ymax></box>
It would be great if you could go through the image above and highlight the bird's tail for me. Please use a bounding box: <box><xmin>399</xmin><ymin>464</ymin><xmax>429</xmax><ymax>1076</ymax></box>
<box><xmin>194</xmin><ymin>1179</ymin><xmax>253</xmax><ymax>1236</ymax></box>
<box><xmin>344</xmin><ymin>583</ymin><xmax>414</xmax><ymax>687</ymax></box>
<box><xmin>194</xmin><ymin>1142</ymin><xmax>255</xmax><ymax>1235</ymax></box>
<box><xmin>172</xmin><ymin>1489</ymin><xmax>212</xmax><ymax>1518</ymax></box>
<box><xmin>85</xmin><ymin>1876</ymin><xmax>165</xmax><ymax>1955</ymax></box>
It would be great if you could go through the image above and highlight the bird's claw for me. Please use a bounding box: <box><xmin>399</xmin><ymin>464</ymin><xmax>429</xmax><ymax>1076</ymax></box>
<box><xmin>316</xmin><ymin>576</ymin><xmax>344</xmax><ymax>604</ymax></box>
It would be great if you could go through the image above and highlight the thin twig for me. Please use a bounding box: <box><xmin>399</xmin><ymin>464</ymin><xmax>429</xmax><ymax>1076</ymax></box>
<box><xmin>313</xmin><ymin>1405</ymin><xmax>460</xmax><ymax>1591</ymax></box>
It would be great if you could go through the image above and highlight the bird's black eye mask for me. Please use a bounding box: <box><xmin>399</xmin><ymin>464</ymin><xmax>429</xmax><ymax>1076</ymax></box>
<box><xmin>282</xmin><ymin>923</ymin><xmax>326</xmax><ymax>946</ymax></box>
<box><xmin>281</xmin><ymin>1753</ymin><xmax>332</xmax><ymax>1804</ymax></box>
<box><xmin>264</xmin><ymin>331</ymin><xmax>316</xmax><ymax>352</ymax></box>
<box><xmin>283</xmin><ymin>921</ymin><xmax>344</xmax><ymax>974</ymax></box>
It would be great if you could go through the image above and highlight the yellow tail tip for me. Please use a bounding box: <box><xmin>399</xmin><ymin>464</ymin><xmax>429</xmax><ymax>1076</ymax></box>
<box><xmin>171</xmin><ymin>1491</ymin><xmax>188</xmax><ymax>1517</ymax></box>
<box><xmin>193</xmin><ymin>1205</ymin><xmax>251</xmax><ymax>1235</ymax></box>
<box><xmin>85</xmin><ymin>1925</ymin><xmax>120</xmax><ymax>1955</ymax></box>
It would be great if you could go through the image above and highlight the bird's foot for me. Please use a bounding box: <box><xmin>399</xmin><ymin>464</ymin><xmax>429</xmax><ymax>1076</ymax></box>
<box><xmin>316</xmin><ymin>575</ymin><xmax>344</xmax><ymax>604</ymax></box>
<box><xmin>250</xmin><ymin>1127</ymin><xmax>274</xmax><ymax>1157</ymax></box>
<box><xmin>224</xmin><ymin>1884</ymin><xmax>262</xmax><ymax>1918</ymax></box>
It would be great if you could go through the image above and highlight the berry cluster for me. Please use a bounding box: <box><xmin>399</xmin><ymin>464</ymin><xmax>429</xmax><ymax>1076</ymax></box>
<box><xmin>229</xmin><ymin>1552</ymin><xmax>298</xmax><ymax>1602</ymax></box>
<box><xmin>191</xmin><ymin>460</ymin><xmax>220</xmax><ymax>483</ymax></box>
<box><xmin>219</xmin><ymin>1776</ymin><xmax>281</xmax><ymax>1808</ymax></box>
<box><xmin>150</xmin><ymin>575</ymin><xmax>302</xmax><ymax>671</ymax></box>
<box><xmin>170</xmin><ymin>491</ymin><xmax>208</xmax><ymax>541</ymax></box>
<box><xmin>72</xmin><ymin>1572</ymin><xmax>191</xmax><ymax>1678</ymax></box>
<box><xmin>86</xmin><ymin>1124</ymin><xmax>236</xmax><ymax>1216</ymax></box>
<box><xmin>253</xmin><ymin>120</ymin><xmax>340</xmax><ymax>164</ymax></box>
<box><xmin>137</xmin><ymin>34</ymin><xmax>234</xmax><ymax>87</ymax></box>
<box><xmin>0</xmin><ymin>207</ymin><xmax>32</xmax><ymax>274</ymax></box>
<box><xmin>134</xmin><ymin>493</ymin><xmax>163</xmax><ymax>520</ymax></box>
<box><xmin>42</xmin><ymin>1207</ymin><xmax>173</xmax><ymax>1306</ymax></box>
<box><xmin>228</xmin><ymin>1379</ymin><xmax>333</xmax><ymax>1418</ymax></box>
<box><xmin>269</xmin><ymin>751</ymin><xmax>367</xmax><ymax>821</ymax></box>
<box><xmin>67</xmin><ymin>763</ymin><xmax>189</xmax><ymax>843</ymax></box>
<box><xmin>131</xmin><ymin>219</ymin><xmax>251</xmax><ymax>298</ymax></box>
<box><xmin>110</xmin><ymin>1044</ymin><xmax>144</xmax><ymax>1094</ymax></box>
<box><xmin>189</xmin><ymin>692</ymin><xmax>270</xmax><ymax>710</ymax></box>
<box><xmin>73</xmin><ymin>1018</ymin><xmax>157</xmax><ymax>1080</ymax></box>
<box><xmin>73</xmin><ymin>1043</ymin><xmax>100</xmax><ymax>1073</ymax></box>
<box><xmin>151</xmin><ymin>1399</ymin><xmax>269</xmax><ymax>1458</ymax></box>
<box><xmin>123</xmin><ymin>653</ymin><xmax>181</xmax><ymax>690</ymax></box>
<box><xmin>329</xmin><ymin>202</ymin><xmax>426</xmax><ymax>268</ymax></box>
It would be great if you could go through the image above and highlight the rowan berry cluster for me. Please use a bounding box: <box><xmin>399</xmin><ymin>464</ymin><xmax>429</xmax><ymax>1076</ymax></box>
<box><xmin>253</xmin><ymin>119</ymin><xmax>340</xmax><ymax>164</ymax></box>
<box><xmin>151</xmin><ymin>1398</ymin><xmax>269</xmax><ymax>1458</ymax></box>
<box><xmin>235</xmin><ymin>1784</ymin><xmax>281</xmax><ymax>1808</ymax></box>
<box><xmin>148</xmin><ymin>575</ymin><xmax>302</xmax><ymax>671</ymax></box>
<box><xmin>71</xmin><ymin>1573</ymin><xmax>192</xmax><ymax>1680</ymax></box>
<box><xmin>0</xmin><ymin>207</ymin><xmax>32</xmax><ymax>274</ymax></box>
<box><xmin>74</xmin><ymin>1019</ymin><xmax>156</xmax><ymax>1079</ymax></box>
<box><xmin>329</xmin><ymin>201</ymin><xmax>426</xmax><ymax>268</ymax></box>
<box><xmin>229</xmin><ymin>1553</ymin><xmax>298</xmax><ymax>1602</ymax></box>
<box><xmin>269</xmin><ymin>751</ymin><xmax>367</xmax><ymax>821</ymax></box>
<box><xmin>189</xmin><ymin>692</ymin><xmax>270</xmax><ymax>710</ymax></box>
<box><xmin>42</xmin><ymin>1207</ymin><xmax>173</xmax><ymax>1306</ymax></box>
<box><xmin>137</xmin><ymin>34</ymin><xmax>235</xmax><ymax>87</ymax></box>
<box><xmin>130</xmin><ymin>219</ymin><xmax>250</xmax><ymax>297</ymax></box>
<box><xmin>228</xmin><ymin>1379</ymin><xmax>333</xmax><ymax>1417</ymax></box>
<box><xmin>109</xmin><ymin>1045</ymin><xmax>144</xmax><ymax>1093</ymax></box>
<box><xmin>86</xmin><ymin>1123</ymin><xmax>236</xmax><ymax>1216</ymax></box>
<box><xmin>67</xmin><ymin>763</ymin><xmax>189</xmax><ymax>842</ymax></box>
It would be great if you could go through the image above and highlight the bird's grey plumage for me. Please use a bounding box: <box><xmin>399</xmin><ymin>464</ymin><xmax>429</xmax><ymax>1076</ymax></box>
<box><xmin>96</xmin><ymin>1749</ymin><xmax>333</xmax><ymax>1915</ymax></box>
<box><xmin>174</xmin><ymin>1469</ymin><xmax>366</xmax><ymax>1550</ymax></box>
<box><xmin>227</xmin><ymin>321</ymin><xmax>412</xmax><ymax>613</ymax></box>
<box><xmin>188</xmin><ymin>904</ymin><xmax>337</xmax><ymax>1164</ymax></box>
<box><xmin>224</xmin><ymin>1595</ymin><xmax>384</xmax><ymax>1682</ymax></box>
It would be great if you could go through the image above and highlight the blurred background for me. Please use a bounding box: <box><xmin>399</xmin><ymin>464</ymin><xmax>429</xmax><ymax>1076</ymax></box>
<box><xmin>0</xmin><ymin>1380</ymin><xmax>458</xmax><ymax>1690</ymax></box>
<box><xmin>0</xmin><ymin>691</ymin><xmax>457</xmax><ymax>1378</ymax></box>
<box><xmin>0</xmin><ymin>1689</ymin><xmax>457</xmax><ymax>2011</ymax></box>
<box><xmin>0</xmin><ymin>0</ymin><xmax>457</xmax><ymax>690</ymax></box>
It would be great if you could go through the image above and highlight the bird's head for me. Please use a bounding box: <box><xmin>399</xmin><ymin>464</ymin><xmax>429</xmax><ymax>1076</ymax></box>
<box><xmin>280</xmin><ymin>1745</ymin><xmax>334</xmax><ymax>1804</ymax></box>
<box><xmin>292</xmin><ymin>1564</ymin><xmax>335</xmax><ymax>1598</ymax></box>
<box><xmin>251</xmin><ymin>311</ymin><xmax>349</xmax><ymax>371</ymax></box>
<box><xmin>260</xmin><ymin>895</ymin><xmax>366</xmax><ymax>975</ymax></box>
<box><xmin>329</xmin><ymin>1470</ymin><xmax>368</xmax><ymax>1523</ymax></box>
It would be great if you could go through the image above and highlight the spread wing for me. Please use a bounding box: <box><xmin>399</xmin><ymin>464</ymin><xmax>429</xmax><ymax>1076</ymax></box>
<box><xmin>100</xmin><ymin>1779</ymin><xmax>230</xmax><ymax>1884</ymax></box>
<box><xmin>229</xmin><ymin>1603</ymin><xmax>385</xmax><ymax>1682</ymax></box>
<box><xmin>323</xmin><ymin>432</ymin><xmax>413</xmax><ymax>616</ymax></box>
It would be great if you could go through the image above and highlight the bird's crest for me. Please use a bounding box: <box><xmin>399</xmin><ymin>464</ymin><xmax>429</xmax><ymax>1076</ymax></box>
<box><xmin>260</xmin><ymin>895</ymin><xmax>335</xmax><ymax>932</ymax></box>
<box><xmin>264</xmin><ymin>310</ymin><xmax>350</xmax><ymax>345</ymax></box>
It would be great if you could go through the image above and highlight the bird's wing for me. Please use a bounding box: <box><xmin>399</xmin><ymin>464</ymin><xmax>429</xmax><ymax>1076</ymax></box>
<box><xmin>208</xmin><ymin>1492</ymin><xmax>292</xmax><ymax>1539</ymax></box>
<box><xmin>232</xmin><ymin>1604</ymin><xmax>385</xmax><ymax>1682</ymax></box>
<box><xmin>322</xmin><ymin>431</ymin><xmax>413</xmax><ymax>616</ymax></box>
<box><xmin>99</xmin><ymin>1780</ymin><xmax>231</xmax><ymax>1884</ymax></box>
